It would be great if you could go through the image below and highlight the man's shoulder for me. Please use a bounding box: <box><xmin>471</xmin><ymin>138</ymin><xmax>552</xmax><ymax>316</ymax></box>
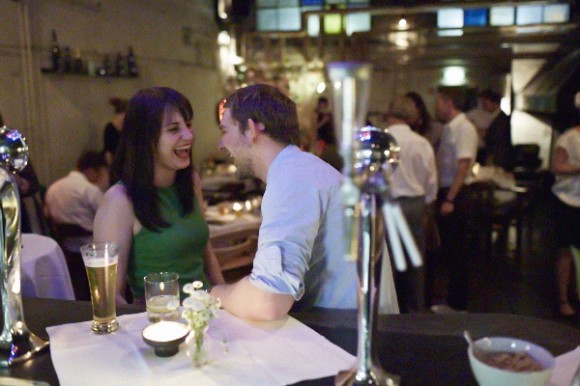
<box><xmin>268</xmin><ymin>150</ymin><xmax>341</xmax><ymax>192</ymax></box>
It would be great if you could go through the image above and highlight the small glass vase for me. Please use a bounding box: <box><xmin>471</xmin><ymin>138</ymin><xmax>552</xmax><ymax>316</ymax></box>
<box><xmin>191</xmin><ymin>326</ymin><xmax>208</xmax><ymax>368</ymax></box>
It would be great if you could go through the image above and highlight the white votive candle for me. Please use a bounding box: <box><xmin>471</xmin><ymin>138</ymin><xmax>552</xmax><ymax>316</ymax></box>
<box><xmin>143</xmin><ymin>321</ymin><xmax>189</xmax><ymax>342</ymax></box>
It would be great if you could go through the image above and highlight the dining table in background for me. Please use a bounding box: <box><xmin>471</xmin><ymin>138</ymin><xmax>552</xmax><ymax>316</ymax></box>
<box><xmin>206</xmin><ymin>205</ymin><xmax>261</xmax><ymax>239</ymax></box>
<box><xmin>20</xmin><ymin>233</ymin><xmax>75</xmax><ymax>300</ymax></box>
<box><xmin>1</xmin><ymin>297</ymin><xmax>578</xmax><ymax>386</ymax></box>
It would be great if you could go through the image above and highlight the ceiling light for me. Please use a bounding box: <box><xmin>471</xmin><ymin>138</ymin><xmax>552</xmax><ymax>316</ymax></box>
<box><xmin>398</xmin><ymin>18</ymin><xmax>407</xmax><ymax>29</ymax></box>
<box><xmin>441</xmin><ymin>66</ymin><xmax>466</xmax><ymax>86</ymax></box>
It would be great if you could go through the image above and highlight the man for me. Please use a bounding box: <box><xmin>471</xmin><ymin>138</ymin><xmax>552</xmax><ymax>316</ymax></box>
<box><xmin>45</xmin><ymin>150</ymin><xmax>109</xmax><ymax>252</ymax></box>
<box><xmin>479</xmin><ymin>89</ymin><xmax>512</xmax><ymax>171</ymax></box>
<box><xmin>432</xmin><ymin>87</ymin><xmax>478</xmax><ymax>312</ymax></box>
<box><xmin>386</xmin><ymin>96</ymin><xmax>438</xmax><ymax>313</ymax></box>
<box><xmin>212</xmin><ymin>84</ymin><xmax>357</xmax><ymax>321</ymax></box>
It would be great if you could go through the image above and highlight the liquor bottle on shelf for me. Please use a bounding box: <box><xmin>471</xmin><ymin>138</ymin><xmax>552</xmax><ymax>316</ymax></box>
<box><xmin>114</xmin><ymin>52</ymin><xmax>126</xmax><ymax>77</ymax></box>
<box><xmin>127</xmin><ymin>46</ymin><xmax>138</xmax><ymax>77</ymax></box>
<box><xmin>63</xmin><ymin>46</ymin><xmax>72</xmax><ymax>73</ymax></box>
<box><xmin>51</xmin><ymin>29</ymin><xmax>61</xmax><ymax>72</ymax></box>
<box><xmin>73</xmin><ymin>49</ymin><xmax>84</xmax><ymax>74</ymax></box>
<box><xmin>99</xmin><ymin>54</ymin><xmax>112</xmax><ymax>76</ymax></box>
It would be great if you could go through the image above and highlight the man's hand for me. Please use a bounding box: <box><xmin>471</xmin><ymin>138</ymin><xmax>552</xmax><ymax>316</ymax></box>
<box><xmin>440</xmin><ymin>201</ymin><xmax>454</xmax><ymax>216</ymax></box>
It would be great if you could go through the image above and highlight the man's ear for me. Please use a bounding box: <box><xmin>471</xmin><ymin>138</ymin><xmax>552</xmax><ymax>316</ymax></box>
<box><xmin>246</xmin><ymin>118</ymin><xmax>265</xmax><ymax>142</ymax></box>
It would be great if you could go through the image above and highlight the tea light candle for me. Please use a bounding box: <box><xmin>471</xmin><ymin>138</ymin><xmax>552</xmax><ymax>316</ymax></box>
<box><xmin>143</xmin><ymin>321</ymin><xmax>189</xmax><ymax>342</ymax></box>
<box><xmin>232</xmin><ymin>201</ymin><xmax>243</xmax><ymax>215</ymax></box>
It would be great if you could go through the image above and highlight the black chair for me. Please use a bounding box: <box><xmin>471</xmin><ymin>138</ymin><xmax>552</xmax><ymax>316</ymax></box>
<box><xmin>49</xmin><ymin>221</ymin><xmax>93</xmax><ymax>301</ymax></box>
<box><xmin>512</xmin><ymin>144</ymin><xmax>542</xmax><ymax>181</ymax></box>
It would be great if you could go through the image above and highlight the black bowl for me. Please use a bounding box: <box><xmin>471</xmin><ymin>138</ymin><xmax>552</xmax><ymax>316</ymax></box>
<box><xmin>142</xmin><ymin>321</ymin><xmax>190</xmax><ymax>357</ymax></box>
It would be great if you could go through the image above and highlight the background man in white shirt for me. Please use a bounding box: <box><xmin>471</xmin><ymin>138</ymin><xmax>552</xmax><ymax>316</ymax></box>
<box><xmin>211</xmin><ymin>84</ymin><xmax>357</xmax><ymax>321</ymax></box>
<box><xmin>386</xmin><ymin>95</ymin><xmax>438</xmax><ymax>313</ymax></box>
<box><xmin>432</xmin><ymin>87</ymin><xmax>478</xmax><ymax>313</ymax></box>
<box><xmin>45</xmin><ymin>150</ymin><xmax>109</xmax><ymax>251</ymax></box>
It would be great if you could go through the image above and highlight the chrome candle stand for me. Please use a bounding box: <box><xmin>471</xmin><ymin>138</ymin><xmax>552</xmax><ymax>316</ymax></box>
<box><xmin>328</xmin><ymin>63</ymin><xmax>422</xmax><ymax>386</ymax></box>
<box><xmin>0</xmin><ymin>126</ymin><xmax>49</xmax><ymax>367</ymax></box>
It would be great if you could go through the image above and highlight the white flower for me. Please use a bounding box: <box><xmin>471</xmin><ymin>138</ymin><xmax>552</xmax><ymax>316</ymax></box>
<box><xmin>181</xmin><ymin>281</ymin><xmax>221</xmax><ymax>332</ymax></box>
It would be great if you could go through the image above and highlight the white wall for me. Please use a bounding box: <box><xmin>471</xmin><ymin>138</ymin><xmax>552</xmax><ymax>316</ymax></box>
<box><xmin>0</xmin><ymin>0</ymin><xmax>224</xmax><ymax>186</ymax></box>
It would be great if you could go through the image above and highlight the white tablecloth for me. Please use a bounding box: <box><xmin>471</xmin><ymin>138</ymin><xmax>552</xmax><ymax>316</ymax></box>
<box><xmin>20</xmin><ymin>233</ymin><xmax>75</xmax><ymax>300</ymax></box>
<box><xmin>48</xmin><ymin>310</ymin><xmax>355</xmax><ymax>386</ymax></box>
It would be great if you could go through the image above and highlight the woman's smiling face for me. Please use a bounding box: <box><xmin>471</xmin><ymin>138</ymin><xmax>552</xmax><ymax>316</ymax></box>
<box><xmin>154</xmin><ymin>108</ymin><xmax>194</xmax><ymax>185</ymax></box>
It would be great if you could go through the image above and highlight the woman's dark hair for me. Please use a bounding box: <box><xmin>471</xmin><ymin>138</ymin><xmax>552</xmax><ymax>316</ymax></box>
<box><xmin>111</xmin><ymin>87</ymin><xmax>194</xmax><ymax>231</ymax></box>
<box><xmin>405</xmin><ymin>91</ymin><xmax>432</xmax><ymax>136</ymax></box>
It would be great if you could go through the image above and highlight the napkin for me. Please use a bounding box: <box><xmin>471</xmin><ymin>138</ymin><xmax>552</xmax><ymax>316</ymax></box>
<box><xmin>550</xmin><ymin>346</ymin><xmax>580</xmax><ymax>386</ymax></box>
<box><xmin>47</xmin><ymin>311</ymin><xmax>355</xmax><ymax>386</ymax></box>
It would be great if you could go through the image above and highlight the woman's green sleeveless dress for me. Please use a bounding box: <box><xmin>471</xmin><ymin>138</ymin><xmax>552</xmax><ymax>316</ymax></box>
<box><xmin>127</xmin><ymin>186</ymin><xmax>210</xmax><ymax>299</ymax></box>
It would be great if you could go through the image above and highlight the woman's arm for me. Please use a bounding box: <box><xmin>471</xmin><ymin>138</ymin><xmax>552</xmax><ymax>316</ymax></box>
<box><xmin>204</xmin><ymin>243</ymin><xmax>226</xmax><ymax>286</ymax></box>
<box><xmin>193</xmin><ymin>171</ymin><xmax>225</xmax><ymax>285</ymax></box>
<box><xmin>552</xmin><ymin>146</ymin><xmax>580</xmax><ymax>176</ymax></box>
<box><xmin>93</xmin><ymin>184</ymin><xmax>136</xmax><ymax>305</ymax></box>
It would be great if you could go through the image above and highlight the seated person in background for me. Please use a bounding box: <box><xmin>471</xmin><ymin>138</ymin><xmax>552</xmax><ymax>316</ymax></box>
<box><xmin>386</xmin><ymin>96</ymin><xmax>437</xmax><ymax>313</ymax></box>
<box><xmin>93</xmin><ymin>87</ymin><xmax>225</xmax><ymax>305</ymax></box>
<box><xmin>44</xmin><ymin>150</ymin><xmax>109</xmax><ymax>252</ymax></box>
<box><xmin>212</xmin><ymin>84</ymin><xmax>357</xmax><ymax>321</ymax></box>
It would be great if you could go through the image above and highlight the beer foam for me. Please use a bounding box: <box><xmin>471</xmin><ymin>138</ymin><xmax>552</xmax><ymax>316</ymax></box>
<box><xmin>84</xmin><ymin>256</ymin><xmax>118</xmax><ymax>267</ymax></box>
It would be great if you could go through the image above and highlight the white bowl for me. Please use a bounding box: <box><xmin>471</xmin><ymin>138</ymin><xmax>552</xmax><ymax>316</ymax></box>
<box><xmin>468</xmin><ymin>336</ymin><xmax>555</xmax><ymax>386</ymax></box>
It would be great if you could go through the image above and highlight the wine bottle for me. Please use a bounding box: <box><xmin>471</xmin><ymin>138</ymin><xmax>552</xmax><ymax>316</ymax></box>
<box><xmin>63</xmin><ymin>46</ymin><xmax>72</xmax><ymax>73</ymax></box>
<box><xmin>114</xmin><ymin>52</ymin><xmax>126</xmax><ymax>77</ymax></box>
<box><xmin>73</xmin><ymin>49</ymin><xmax>84</xmax><ymax>74</ymax></box>
<box><xmin>51</xmin><ymin>29</ymin><xmax>61</xmax><ymax>72</ymax></box>
<box><xmin>99</xmin><ymin>54</ymin><xmax>112</xmax><ymax>76</ymax></box>
<box><xmin>127</xmin><ymin>46</ymin><xmax>138</xmax><ymax>77</ymax></box>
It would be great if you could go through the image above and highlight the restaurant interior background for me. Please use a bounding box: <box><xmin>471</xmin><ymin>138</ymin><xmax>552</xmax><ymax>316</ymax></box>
<box><xmin>1</xmin><ymin>0</ymin><xmax>579</xmax><ymax>187</ymax></box>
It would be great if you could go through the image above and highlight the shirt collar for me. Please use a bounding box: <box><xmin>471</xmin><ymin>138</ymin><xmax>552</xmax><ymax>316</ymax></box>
<box><xmin>266</xmin><ymin>144</ymin><xmax>299</xmax><ymax>183</ymax></box>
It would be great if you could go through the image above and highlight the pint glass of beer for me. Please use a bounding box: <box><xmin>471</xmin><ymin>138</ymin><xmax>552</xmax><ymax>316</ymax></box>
<box><xmin>80</xmin><ymin>242</ymin><xmax>120</xmax><ymax>334</ymax></box>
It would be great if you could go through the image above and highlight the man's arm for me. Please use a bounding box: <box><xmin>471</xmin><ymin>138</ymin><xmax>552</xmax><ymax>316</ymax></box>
<box><xmin>440</xmin><ymin>158</ymin><xmax>471</xmax><ymax>216</ymax></box>
<box><xmin>211</xmin><ymin>278</ymin><xmax>294</xmax><ymax>321</ymax></box>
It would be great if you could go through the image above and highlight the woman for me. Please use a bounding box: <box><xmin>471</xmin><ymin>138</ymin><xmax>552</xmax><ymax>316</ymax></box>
<box><xmin>405</xmin><ymin>91</ymin><xmax>444</xmax><ymax>153</ymax></box>
<box><xmin>551</xmin><ymin>93</ymin><xmax>580</xmax><ymax>317</ymax></box>
<box><xmin>103</xmin><ymin>97</ymin><xmax>128</xmax><ymax>166</ymax></box>
<box><xmin>93</xmin><ymin>87</ymin><xmax>225</xmax><ymax>305</ymax></box>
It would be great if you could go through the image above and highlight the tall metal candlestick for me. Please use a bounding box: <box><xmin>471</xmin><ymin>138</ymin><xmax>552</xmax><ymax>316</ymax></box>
<box><xmin>329</xmin><ymin>63</ymin><xmax>422</xmax><ymax>386</ymax></box>
<box><xmin>0</xmin><ymin>126</ymin><xmax>49</xmax><ymax>367</ymax></box>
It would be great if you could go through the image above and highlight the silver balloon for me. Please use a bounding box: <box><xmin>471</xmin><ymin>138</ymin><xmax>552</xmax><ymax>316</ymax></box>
<box><xmin>0</xmin><ymin>126</ymin><xmax>29</xmax><ymax>173</ymax></box>
<box><xmin>0</xmin><ymin>126</ymin><xmax>49</xmax><ymax>367</ymax></box>
<box><xmin>353</xmin><ymin>126</ymin><xmax>400</xmax><ymax>194</ymax></box>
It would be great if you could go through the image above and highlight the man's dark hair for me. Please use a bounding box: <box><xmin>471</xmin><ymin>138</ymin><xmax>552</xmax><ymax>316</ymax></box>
<box><xmin>437</xmin><ymin>86</ymin><xmax>466</xmax><ymax>111</ymax></box>
<box><xmin>111</xmin><ymin>87</ymin><xmax>194</xmax><ymax>231</ymax></box>
<box><xmin>77</xmin><ymin>151</ymin><xmax>107</xmax><ymax>171</ymax></box>
<box><xmin>224</xmin><ymin>84</ymin><xmax>299</xmax><ymax>146</ymax></box>
<box><xmin>479</xmin><ymin>89</ymin><xmax>502</xmax><ymax>105</ymax></box>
